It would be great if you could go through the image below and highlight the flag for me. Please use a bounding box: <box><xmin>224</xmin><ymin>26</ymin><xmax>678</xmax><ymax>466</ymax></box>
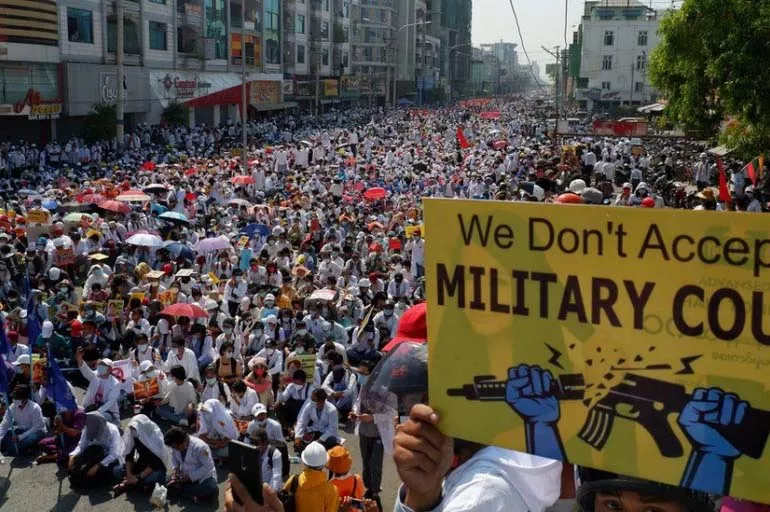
<box><xmin>46</xmin><ymin>347</ymin><xmax>77</xmax><ymax>411</ymax></box>
<box><xmin>717</xmin><ymin>158</ymin><xmax>732</xmax><ymax>203</ymax></box>
<box><xmin>456</xmin><ymin>127</ymin><xmax>470</xmax><ymax>149</ymax></box>
<box><xmin>742</xmin><ymin>155</ymin><xmax>765</xmax><ymax>186</ymax></box>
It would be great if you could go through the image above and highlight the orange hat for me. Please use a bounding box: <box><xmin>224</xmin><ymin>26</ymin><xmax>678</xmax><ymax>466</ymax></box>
<box><xmin>326</xmin><ymin>446</ymin><xmax>352</xmax><ymax>474</ymax></box>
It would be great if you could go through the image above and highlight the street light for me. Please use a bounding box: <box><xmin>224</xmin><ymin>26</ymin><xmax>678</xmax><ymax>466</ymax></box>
<box><xmin>393</xmin><ymin>20</ymin><xmax>431</xmax><ymax>108</ymax></box>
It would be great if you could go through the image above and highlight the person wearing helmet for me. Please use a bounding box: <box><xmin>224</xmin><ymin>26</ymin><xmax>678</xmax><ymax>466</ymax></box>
<box><xmin>369</xmin><ymin>304</ymin><xmax>563</xmax><ymax>512</ymax></box>
<box><xmin>283</xmin><ymin>441</ymin><xmax>339</xmax><ymax>512</ymax></box>
<box><xmin>575</xmin><ymin>467</ymin><xmax>715</xmax><ymax>512</ymax></box>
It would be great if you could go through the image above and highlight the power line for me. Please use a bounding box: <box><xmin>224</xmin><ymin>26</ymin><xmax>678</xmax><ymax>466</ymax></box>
<box><xmin>508</xmin><ymin>0</ymin><xmax>543</xmax><ymax>87</ymax></box>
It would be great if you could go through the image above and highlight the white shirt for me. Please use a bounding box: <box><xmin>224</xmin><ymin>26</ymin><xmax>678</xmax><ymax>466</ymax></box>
<box><xmin>254</xmin><ymin>348</ymin><xmax>284</xmax><ymax>376</ymax></box>
<box><xmin>163</xmin><ymin>348</ymin><xmax>201</xmax><ymax>383</ymax></box>
<box><xmin>8</xmin><ymin>343</ymin><xmax>30</xmax><ymax>364</ymax></box>
<box><xmin>387</xmin><ymin>279</ymin><xmax>411</xmax><ymax>299</ymax></box>
<box><xmin>230</xmin><ymin>388</ymin><xmax>260</xmax><ymax>419</ymax></box>
<box><xmin>259</xmin><ymin>445</ymin><xmax>283</xmax><ymax>491</ymax></box>
<box><xmin>0</xmin><ymin>400</ymin><xmax>45</xmax><ymax>440</ymax></box>
<box><xmin>70</xmin><ymin>421</ymin><xmax>125</xmax><ymax>467</ymax></box>
<box><xmin>171</xmin><ymin>435</ymin><xmax>217</xmax><ymax>483</ymax></box>
<box><xmin>295</xmin><ymin>400</ymin><xmax>338</xmax><ymax>441</ymax></box>
<box><xmin>79</xmin><ymin>362</ymin><xmax>121</xmax><ymax>421</ymax></box>
<box><xmin>162</xmin><ymin>380</ymin><xmax>198</xmax><ymax>414</ymax></box>
<box><xmin>277</xmin><ymin>382</ymin><xmax>314</xmax><ymax>404</ymax></box>
<box><xmin>246</xmin><ymin>417</ymin><xmax>284</xmax><ymax>444</ymax></box>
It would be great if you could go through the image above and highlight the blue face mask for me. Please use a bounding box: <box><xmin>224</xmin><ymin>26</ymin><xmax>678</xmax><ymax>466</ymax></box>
<box><xmin>357</xmin><ymin>374</ymin><xmax>369</xmax><ymax>387</ymax></box>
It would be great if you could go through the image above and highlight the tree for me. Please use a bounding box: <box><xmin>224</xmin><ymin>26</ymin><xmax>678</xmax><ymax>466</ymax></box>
<box><xmin>162</xmin><ymin>102</ymin><xmax>189</xmax><ymax>127</ymax></box>
<box><xmin>650</xmin><ymin>0</ymin><xmax>770</xmax><ymax>156</ymax></box>
<box><xmin>82</xmin><ymin>103</ymin><xmax>116</xmax><ymax>144</ymax></box>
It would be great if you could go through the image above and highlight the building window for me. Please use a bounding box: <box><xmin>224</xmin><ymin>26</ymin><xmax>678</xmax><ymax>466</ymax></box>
<box><xmin>108</xmin><ymin>18</ymin><xmax>141</xmax><ymax>54</ymax></box>
<box><xmin>67</xmin><ymin>8</ymin><xmax>94</xmax><ymax>43</ymax></box>
<box><xmin>342</xmin><ymin>50</ymin><xmax>348</xmax><ymax>67</ymax></box>
<box><xmin>149</xmin><ymin>0</ymin><xmax>165</xmax><ymax>4</ymax></box>
<box><xmin>638</xmin><ymin>30</ymin><xmax>648</xmax><ymax>46</ymax></box>
<box><xmin>343</xmin><ymin>1</ymin><xmax>349</xmax><ymax>17</ymax></box>
<box><xmin>323</xmin><ymin>0</ymin><xmax>329</xmax><ymax>11</ymax></box>
<box><xmin>635</xmin><ymin>82</ymin><xmax>643</xmax><ymax>92</ymax></box>
<box><xmin>601</xmin><ymin>81</ymin><xmax>611</xmax><ymax>90</ymax></box>
<box><xmin>321</xmin><ymin>21</ymin><xmax>329</xmax><ymax>40</ymax></box>
<box><xmin>264</xmin><ymin>0</ymin><xmax>280</xmax><ymax>64</ymax></box>
<box><xmin>343</xmin><ymin>26</ymin><xmax>349</xmax><ymax>42</ymax></box>
<box><xmin>322</xmin><ymin>47</ymin><xmax>329</xmax><ymax>66</ymax></box>
<box><xmin>297</xmin><ymin>44</ymin><xmax>305</xmax><ymax>63</ymax></box>
<box><xmin>636</xmin><ymin>55</ymin><xmax>646</xmax><ymax>70</ymax></box>
<box><xmin>603</xmin><ymin>30</ymin><xmax>614</xmax><ymax>46</ymax></box>
<box><xmin>149</xmin><ymin>21</ymin><xmax>167</xmax><ymax>50</ymax></box>
<box><xmin>602</xmin><ymin>55</ymin><xmax>612</xmax><ymax>70</ymax></box>
<box><xmin>295</xmin><ymin>14</ymin><xmax>305</xmax><ymax>34</ymax></box>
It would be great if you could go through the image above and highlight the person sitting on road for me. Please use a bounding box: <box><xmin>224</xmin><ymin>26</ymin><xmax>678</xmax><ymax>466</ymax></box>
<box><xmin>68</xmin><ymin>412</ymin><xmax>125</xmax><ymax>489</ymax></box>
<box><xmin>164</xmin><ymin>427</ymin><xmax>218</xmax><ymax>504</ymax></box>
<box><xmin>0</xmin><ymin>385</ymin><xmax>46</xmax><ymax>456</ymax></box>
<box><xmin>112</xmin><ymin>414</ymin><xmax>171</xmax><ymax>497</ymax></box>
<box><xmin>294</xmin><ymin>388</ymin><xmax>340</xmax><ymax>453</ymax></box>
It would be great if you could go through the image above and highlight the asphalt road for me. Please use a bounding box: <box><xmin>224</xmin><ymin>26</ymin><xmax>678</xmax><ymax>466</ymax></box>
<box><xmin>0</xmin><ymin>393</ymin><xmax>400</xmax><ymax>512</ymax></box>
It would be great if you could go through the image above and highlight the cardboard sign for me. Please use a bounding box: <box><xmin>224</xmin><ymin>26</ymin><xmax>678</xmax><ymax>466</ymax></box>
<box><xmin>425</xmin><ymin>198</ymin><xmax>770</xmax><ymax>504</ymax></box>
<box><xmin>405</xmin><ymin>224</ymin><xmax>424</xmax><ymax>238</ymax></box>
<box><xmin>31</xmin><ymin>354</ymin><xmax>44</xmax><ymax>384</ymax></box>
<box><xmin>159</xmin><ymin>289</ymin><xmax>179</xmax><ymax>307</ymax></box>
<box><xmin>288</xmin><ymin>354</ymin><xmax>317</xmax><ymax>379</ymax></box>
<box><xmin>107</xmin><ymin>300</ymin><xmax>124</xmax><ymax>319</ymax></box>
<box><xmin>133</xmin><ymin>377</ymin><xmax>160</xmax><ymax>400</ymax></box>
<box><xmin>54</xmin><ymin>247</ymin><xmax>75</xmax><ymax>266</ymax></box>
<box><xmin>234</xmin><ymin>419</ymin><xmax>250</xmax><ymax>434</ymax></box>
<box><xmin>110</xmin><ymin>359</ymin><xmax>135</xmax><ymax>394</ymax></box>
<box><xmin>238</xmin><ymin>236</ymin><xmax>250</xmax><ymax>249</ymax></box>
<box><xmin>207</xmin><ymin>272</ymin><xmax>221</xmax><ymax>285</ymax></box>
<box><xmin>26</xmin><ymin>209</ymin><xmax>50</xmax><ymax>224</ymax></box>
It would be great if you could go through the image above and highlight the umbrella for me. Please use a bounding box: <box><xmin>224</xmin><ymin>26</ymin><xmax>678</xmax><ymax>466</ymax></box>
<box><xmin>116</xmin><ymin>192</ymin><xmax>151</xmax><ymax>202</ymax></box>
<box><xmin>150</xmin><ymin>203</ymin><xmax>168</xmax><ymax>215</ymax></box>
<box><xmin>364</xmin><ymin>187</ymin><xmax>387</xmax><ymax>201</ymax></box>
<box><xmin>143</xmin><ymin>184</ymin><xmax>168</xmax><ymax>194</ymax></box>
<box><xmin>97</xmin><ymin>200</ymin><xmax>131</xmax><ymax>214</ymax></box>
<box><xmin>493</xmin><ymin>140</ymin><xmax>508</xmax><ymax>150</ymax></box>
<box><xmin>194</xmin><ymin>236</ymin><xmax>232</xmax><ymax>253</ymax></box>
<box><xmin>231</xmin><ymin>175</ymin><xmax>255</xmax><ymax>185</ymax></box>
<box><xmin>41</xmin><ymin>199</ymin><xmax>58</xmax><ymax>210</ymax></box>
<box><xmin>159</xmin><ymin>211</ymin><xmax>190</xmax><ymax>225</ymax></box>
<box><xmin>63</xmin><ymin>213</ymin><xmax>94</xmax><ymax>224</ymax></box>
<box><xmin>163</xmin><ymin>241</ymin><xmax>194</xmax><ymax>262</ymax></box>
<box><xmin>161</xmin><ymin>303</ymin><xmax>209</xmax><ymax>319</ymax></box>
<box><xmin>126</xmin><ymin>233</ymin><xmax>164</xmax><ymax>247</ymax></box>
<box><xmin>78</xmin><ymin>193</ymin><xmax>105</xmax><ymax>204</ymax></box>
<box><xmin>229</xmin><ymin>198</ymin><xmax>253</xmax><ymax>208</ymax></box>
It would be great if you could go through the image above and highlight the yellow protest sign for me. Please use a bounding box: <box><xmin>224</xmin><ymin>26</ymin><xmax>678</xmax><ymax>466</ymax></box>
<box><xmin>26</xmin><ymin>209</ymin><xmax>50</xmax><ymax>224</ymax></box>
<box><xmin>425</xmin><ymin>198</ymin><xmax>770</xmax><ymax>503</ymax></box>
<box><xmin>159</xmin><ymin>289</ymin><xmax>179</xmax><ymax>306</ymax></box>
<box><xmin>207</xmin><ymin>272</ymin><xmax>221</xmax><ymax>285</ymax></box>
<box><xmin>405</xmin><ymin>224</ymin><xmax>424</xmax><ymax>238</ymax></box>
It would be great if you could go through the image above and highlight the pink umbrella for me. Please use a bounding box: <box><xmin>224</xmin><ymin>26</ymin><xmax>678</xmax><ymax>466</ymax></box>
<box><xmin>161</xmin><ymin>303</ymin><xmax>209</xmax><ymax>319</ymax></box>
<box><xmin>493</xmin><ymin>140</ymin><xmax>508</xmax><ymax>150</ymax></box>
<box><xmin>231</xmin><ymin>175</ymin><xmax>255</xmax><ymax>185</ymax></box>
<box><xmin>78</xmin><ymin>193</ymin><xmax>105</xmax><ymax>204</ymax></box>
<box><xmin>98</xmin><ymin>200</ymin><xmax>131</xmax><ymax>213</ymax></box>
<box><xmin>364</xmin><ymin>187</ymin><xmax>387</xmax><ymax>201</ymax></box>
<box><xmin>193</xmin><ymin>236</ymin><xmax>232</xmax><ymax>253</ymax></box>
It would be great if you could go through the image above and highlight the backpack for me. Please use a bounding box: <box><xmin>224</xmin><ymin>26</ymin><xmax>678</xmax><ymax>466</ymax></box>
<box><xmin>215</xmin><ymin>356</ymin><xmax>237</xmax><ymax>377</ymax></box>
<box><xmin>278</xmin><ymin>474</ymin><xmax>300</xmax><ymax>512</ymax></box>
<box><xmin>268</xmin><ymin>440</ymin><xmax>291</xmax><ymax>481</ymax></box>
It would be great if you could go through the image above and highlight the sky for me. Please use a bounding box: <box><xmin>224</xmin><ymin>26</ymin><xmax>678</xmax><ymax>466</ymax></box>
<box><xmin>471</xmin><ymin>0</ymin><xmax>678</xmax><ymax>70</ymax></box>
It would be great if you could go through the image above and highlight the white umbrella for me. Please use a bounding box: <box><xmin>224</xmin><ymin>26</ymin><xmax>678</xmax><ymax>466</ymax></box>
<box><xmin>126</xmin><ymin>233</ymin><xmax>164</xmax><ymax>248</ymax></box>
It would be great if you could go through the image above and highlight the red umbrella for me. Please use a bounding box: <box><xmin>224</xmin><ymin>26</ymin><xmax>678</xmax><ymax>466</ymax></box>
<box><xmin>161</xmin><ymin>303</ymin><xmax>209</xmax><ymax>319</ymax></box>
<box><xmin>98</xmin><ymin>200</ymin><xmax>131</xmax><ymax>213</ymax></box>
<box><xmin>184</xmin><ymin>168</ymin><xmax>197</xmax><ymax>176</ymax></box>
<box><xmin>78</xmin><ymin>193</ymin><xmax>105</xmax><ymax>204</ymax></box>
<box><xmin>231</xmin><ymin>175</ymin><xmax>255</xmax><ymax>185</ymax></box>
<box><xmin>493</xmin><ymin>140</ymin><xmax>508</xmax><ymax>150</ymax></box>
<box><xmin>364</xmin><ymin>187</ymin><xmax>387</xmax><ymax>201</ymax></box>
<box><xmin>142</xmin><ymin>161</ymin><xmax>156</xmax><ymax>171</ymax></box>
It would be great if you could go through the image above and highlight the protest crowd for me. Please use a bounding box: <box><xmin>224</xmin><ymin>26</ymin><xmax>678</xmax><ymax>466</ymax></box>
<box><xmin>0</xmin><ymin>96</ymin><xmax>766</xmax><ymax>512</ymax></box>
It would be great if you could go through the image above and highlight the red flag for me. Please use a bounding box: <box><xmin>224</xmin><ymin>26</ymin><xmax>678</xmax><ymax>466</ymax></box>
<box><xmin>746</xmin><ymin>160</ymin><xmax>757</xmax><ymax>186</ymax></box>
<box><xmin>456</xmin><ymin>127</ymin><xmax>470</xmax><ymax>149</ymax></box>
<box><xmin>716</xmin><ymin>158</ymin><xmax>731</xmax><ymax>203</ymax></box>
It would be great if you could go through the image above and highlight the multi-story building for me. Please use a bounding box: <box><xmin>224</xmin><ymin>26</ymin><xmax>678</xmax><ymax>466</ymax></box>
<box><xmin>350</xmin><ymin>0</ymin><xmax>395</xmax><ymax>105</ymax></box>
<box><xmin>574</xmin><ymin>0</ymin><xmax>661</xmax><ymax>111</ymax></box>
<box><xmin>0</xmin><ymin>0</ymin><xmax>62</xmax><ymax>141</ymax></box>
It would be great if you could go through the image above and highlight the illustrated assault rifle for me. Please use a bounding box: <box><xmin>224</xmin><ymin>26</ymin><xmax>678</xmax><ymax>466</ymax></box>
<box><xmin>447</xmin><ymin>373</ymin><xmax>770</xmax><ymax>459</ymax></box>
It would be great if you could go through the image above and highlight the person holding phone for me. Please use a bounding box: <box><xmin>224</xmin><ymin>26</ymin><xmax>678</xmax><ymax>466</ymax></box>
<box><xmin>163</xmin><ymin>427</ymin><xmax>218</xmax><ymax>504</ymax></box>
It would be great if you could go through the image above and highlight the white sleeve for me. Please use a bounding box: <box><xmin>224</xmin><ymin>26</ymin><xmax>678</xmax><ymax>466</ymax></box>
<box><xmin>79</xmin><ymin>360</ymin><xmax>96</xmax><ymax>382</ymax></box>
<box><xmin>269</xmin><ymin>450</ymin><xmax>283</xmax><ymax>490</ymax></box>
<box><xmin>294</xmin><ymin>403</ymin><xmax>310</xmax><ymax>438</ymax></box>
<box><xmin>100</xmin><ymin>428</ymin><xmax>121</xmax><ymax>466</ymax></box>
<box><xmin>320</xmin><ymin>406</ymin><xmax>338</xmax><ymax>442</ymax></box>
<box><xmin>0</xmin><ymin>405</ymin><xmax>12</xmax><ymax>440</ymax></box>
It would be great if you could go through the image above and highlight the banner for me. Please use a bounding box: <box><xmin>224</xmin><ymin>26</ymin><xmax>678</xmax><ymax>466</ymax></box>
<box><xmin>425</xmin><ymin>198</ymin><xmax>770</xmax><ymax>503</ymax></box>
<box><xmin>249</xmin><ymin>80</ymin><xmax>280</xmax><ymax>105</ymax></box>
<box><xmin>479</xmin><ymin>110</ymin><xmax>501</xmax><ymax>120</ymax></box>
<box><xmin>323</xmin><ymin>79</ymin><xmax>339</xmax><ymax>97</ymax></box>
<box><xmin>592</xmin><ymin>120</ymin><xmax>648</xmax><ymax>136</ymax></box>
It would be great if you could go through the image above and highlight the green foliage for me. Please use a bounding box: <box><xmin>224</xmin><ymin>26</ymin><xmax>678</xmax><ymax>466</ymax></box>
<box><xmin>82</xmin><ymin>103</ymin><xmax>116</xmax><ymax>144</ymax></box>
<box><xmin>162</xmin><ymin>102</ymin><xmax>189</xmax><ymax>127</ymax></box>
<box><xmin>650</xmin><ymin>0</ymin><xmax>770</xmax><ymax>154</ymax></box>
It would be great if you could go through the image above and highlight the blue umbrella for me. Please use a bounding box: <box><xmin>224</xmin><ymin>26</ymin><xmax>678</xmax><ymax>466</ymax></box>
<box><xmin>164</xmin><ymin>241</ymin><xmax>194</xmax><ymax>262</ymax></box>
<box><xmin>150</xmin><ymin>203</ymin><xmax>168</xmax><ymax>215</ymax></box>
<box><xmin>42</xmin><ymin>199</ymin><xmax>58</xmax><ymax>210</ymax></box>
<box><xmin>159</xmin><ymin>211</ymin><xmax>190</xmax><ymax>225</ymax></box>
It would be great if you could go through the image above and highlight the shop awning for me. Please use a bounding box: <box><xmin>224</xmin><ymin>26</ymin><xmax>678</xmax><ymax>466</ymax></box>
<box><xmin>252</xmin><ymin>101</ymin><xmax>299</xmax><ymax>111</ymax></box>
<box><xmin>637</xmin><ymin>102</ymin><xmax>666</xmax><ymax>114</ymax></box>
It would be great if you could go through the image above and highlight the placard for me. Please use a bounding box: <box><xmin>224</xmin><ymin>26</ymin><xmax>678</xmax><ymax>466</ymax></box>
<box><xmin>110</xmin><ymin>359</ymin><xmax>135</xmax><ymax>394</ymax></box>
<box><xmin>425</xmin><ymin>198</ymin><xmax>770</xmax><ymax>503</ymax></box>
<box><xmin>133</xmin><ymin>377</ymin><xmax>160</xmax><ymax>400</ymax></box>
<box><xmin>107</xmin><ymin>300</ymin><xmax>124</xmax><ymax>319</ymax></box>
<box><xmin>159</xmin><ymin>289</ymin><xmax>179</xmax><ymax>307</ymax></box>
<box><xmin>26</xmin><ymin>209</ymin><xmax>50</xmax><ymax>224</ymax></box>
<box><xmin>54</xmin><ymin>247</ymin><xmax>75</xmax><ymax>266</ymax></box>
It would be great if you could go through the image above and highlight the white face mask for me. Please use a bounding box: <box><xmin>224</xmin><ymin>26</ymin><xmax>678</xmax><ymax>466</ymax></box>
<box><xmin>137</xmin><ymin>343</ymin><xmax>148</xmax><ymax>353</ymax></box>
<box><xmin>224</xmin><ymin>327</ymin><xmax>233</xmax><ymax>335</ymax></box>
<box><xmin>254</xmin><ymin>329</ymin><xmax>263</xmax><ymax>337</ymax></box>
<box><xmin>12</xmin><ymin>399</ymin><xmax>23</xmax><ymax>408</ymax></box>
<box><xmin>206</xmin><ymin>377</ymin><xmax>217</xmax><ymax>386</ymax></box>
<box><xmin>295</xmin><ymin>346</ymin><xmax>305</xmax><ymax>355</ymax></box>
<box><xmin>225</xmin><ymin>351</ymin><xmax>233</xmax><ymax>358</ymax></box>
<box><xmin>97</xmin><ymin>365</ymin><xmax>109</xmax><ymax>377</ymax></box>
<box><xmin>266</xmin><ymin>348</ymin><xmax>275</xmax><ymax>356</ymax></box>
<box><xmin>256</xmin><ymin>419</ymin><xmax>267</xmax><ymax>427</ymax></box>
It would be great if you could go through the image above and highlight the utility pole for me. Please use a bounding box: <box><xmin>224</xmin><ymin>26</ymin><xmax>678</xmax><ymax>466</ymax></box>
<box><xmin>116</xmin><ymin>0</ymin><xmax>124</xmax><ymax>148</ymax></box>
<box><xmin>241</xmin><ymin>7</ymin><xmax>248</xmax><ymax>170</ymax></box>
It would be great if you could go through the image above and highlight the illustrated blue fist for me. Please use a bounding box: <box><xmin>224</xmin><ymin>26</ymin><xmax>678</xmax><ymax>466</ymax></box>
<box><xmin>678</xmin><ymin>387</ymin><xmax>745</xmax><ymax>459</ymax></box>
<box><xmin>505</xmin><ymin>364</ymin><xmax>560</xmax><ymax>424</ymax></box>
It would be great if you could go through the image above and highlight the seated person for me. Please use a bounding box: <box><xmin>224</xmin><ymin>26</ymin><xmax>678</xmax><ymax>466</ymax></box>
<box><xmin>155</xmin><ymin>365</ymin><xmax>197</xmax><ymax>426</ymax></box>
<box><xmin>200</xmin><ymin>363</ymin><xmax>231</xmax><ymax>405</ymax></box>
<box><xmin>327</xmin><ymin>445</ymin><xmax>366</xmax><ymax>500</ymax></box>
<box><xmin>0</xmin><ymin>385</ymin><xmax>46</xmax><ymax>456</ymax></box>
<box><xmin>37</xmin><ymin>406</ymin><xmax>86</xmax><ymax>465</ymax></box>
<box><xmin>246</xmin><ymin>403</ymin><xmax>284</xmax><ymax>444</ymax></box>
<box><xmin>251</xmin><ymin>428</ymin><xmax>284</xmax><ymax>492</ymax></box>
<box><xmin>276</xmin><ymin>369</ymin><xmax>315</xmax><ymax>434</ymax></box>
<box><xmin>229</xmin><ymin>380</ymin><xmax>260</xmax><ymax>420</ymax></box>
<box><xmin>112</xmin><ymin>414</ymin><xmax>171</xmax><ymax>496</ymax></box>
<box><xmin>197</xmin><ymin>398</ymin><xmax>238</xmax><ymax>460</ymax></box>
<box><xmin>68</xmin><ymin>412</ymin><xmax>124</xmax><ymax>489</ymax></box>
<box><xmin>294</xmin><ymin>388</ymin><xmax>340</xmax><ymax>453</ymax></box>
<box><xmin>164</xmin><ymin>427</ymin><xmax>218</xmax><ymax>504</ymax></box>
<box><xmin>321</xmin><ymin>352</ymin><xmax>357</xmax><ymax>418</ymax></box>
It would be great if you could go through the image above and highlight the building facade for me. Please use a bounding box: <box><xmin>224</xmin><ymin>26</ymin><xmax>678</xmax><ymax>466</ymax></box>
<box><xmin>575</xmin><ymin>0</ymin><xmax>661</xmax><ymax>111</ymax></box>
